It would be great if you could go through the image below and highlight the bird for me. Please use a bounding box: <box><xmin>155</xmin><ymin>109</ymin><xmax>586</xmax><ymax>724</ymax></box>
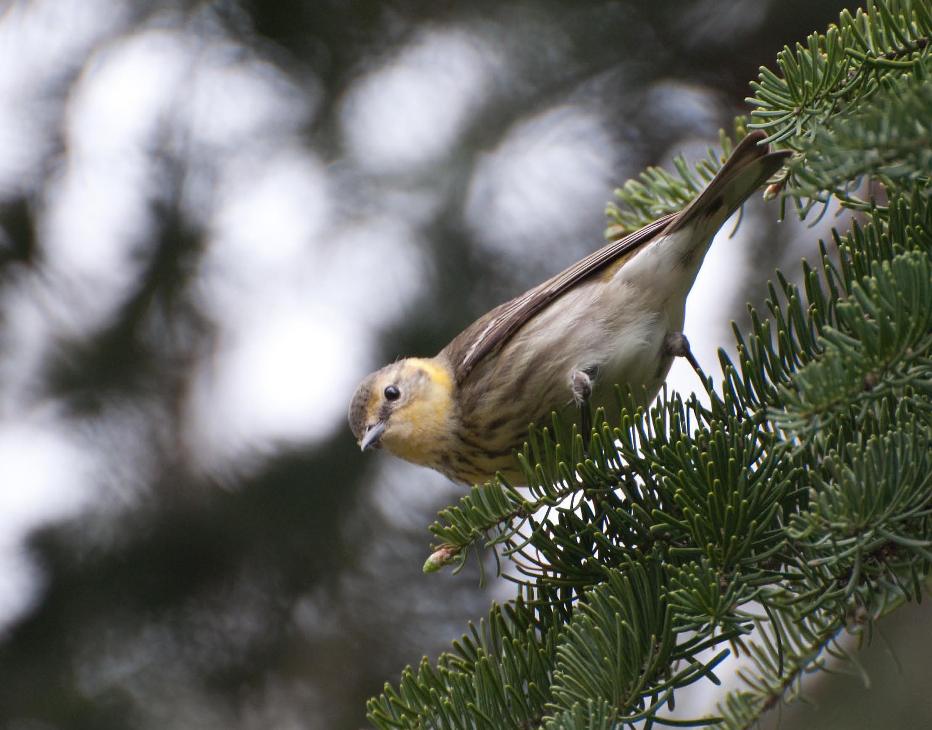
<box><xmin>348</xmin><ymin>131</ymin><xmax>789</xmax><ymax>485</ymax></box>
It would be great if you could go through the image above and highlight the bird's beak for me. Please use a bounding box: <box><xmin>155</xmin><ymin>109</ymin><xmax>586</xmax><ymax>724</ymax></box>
<box><xmin>359</xmin><ymin>420</ymin><xmax>386</xmax><ymax>451</ymax></box>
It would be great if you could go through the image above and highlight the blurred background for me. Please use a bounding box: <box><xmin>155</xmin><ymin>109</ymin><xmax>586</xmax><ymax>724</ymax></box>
<box><xmin>1</xmin><ymin>1</ymin><xmax>930</xmax><ymax>728</ymax></box>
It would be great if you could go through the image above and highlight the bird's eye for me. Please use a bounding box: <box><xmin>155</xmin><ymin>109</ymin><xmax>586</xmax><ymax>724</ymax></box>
<box><xmin>384</xmin><ymin>385</ymin><xmax>401</xmax><ymax>401</ymax></box>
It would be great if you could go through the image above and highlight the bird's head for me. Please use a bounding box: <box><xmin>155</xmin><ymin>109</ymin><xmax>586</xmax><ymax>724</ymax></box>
<box><xmin>348</xmin><ymin>357</ymin><xmax>457</xmax><ymax>467</ymax></box>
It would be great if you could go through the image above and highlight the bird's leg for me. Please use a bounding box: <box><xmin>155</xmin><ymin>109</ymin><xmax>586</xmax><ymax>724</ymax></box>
<box><xmin>571</xmin><ymin>366</ymin><xmax>596</xmax><ymax>447</ymax></box>
<box><xmin>664</xmin><ymin>332</ymin><xmax>705</xmax><ymax>380</ymax></box>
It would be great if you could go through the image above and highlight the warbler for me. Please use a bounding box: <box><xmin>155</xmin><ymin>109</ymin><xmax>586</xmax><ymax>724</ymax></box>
<box><xmin>349</xmin><ymin>131</ymin><xmax>789</xmax><ymax>485</ymax></box>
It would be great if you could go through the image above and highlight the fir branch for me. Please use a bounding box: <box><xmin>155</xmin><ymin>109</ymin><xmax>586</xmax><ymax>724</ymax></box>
<box><xmin>709</xmin><ymin>607</ymin><xmax>847</xmax><ymax>730</ymax></box>
<box><xmin>709</xmin><ymin>575</ymin><xmax>921</xmax><ymax>730</ymax></box>
<box><xmin>748</xmin><ymin>0</ymin><xmax>931</xmax><ymax>148</ymax></box>
<box><xmin>788</xmin><ymin>66</ymin><xmax>932</xmax><ymax>212</ymax></box>
<box><xmin>772</xmin><ymin>197</ymin><xmax>932</xmax><ymax>433</ymax></box>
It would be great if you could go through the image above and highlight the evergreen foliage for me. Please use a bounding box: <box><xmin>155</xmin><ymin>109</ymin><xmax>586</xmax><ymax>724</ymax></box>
<box><xmin>369</xmin><ymin>2</ymin><xmax>931</xmax><ymax>727</ymax></box>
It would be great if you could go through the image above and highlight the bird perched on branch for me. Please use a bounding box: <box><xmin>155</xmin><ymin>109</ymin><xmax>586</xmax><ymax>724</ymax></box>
<box><xmin>349</xmin><ymin>131</ymin><xmax>789</xmax><ymax>485</ymax></box>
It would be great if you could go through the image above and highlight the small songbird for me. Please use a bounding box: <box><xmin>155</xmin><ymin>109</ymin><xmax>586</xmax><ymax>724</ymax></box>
<box><xmin>349</xmin><ymin>131</ymin><xmax>789</xmax><ymax>485</ymax></box>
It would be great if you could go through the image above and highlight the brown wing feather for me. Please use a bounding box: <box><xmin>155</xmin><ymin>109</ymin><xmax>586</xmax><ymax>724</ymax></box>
<box><xmin>444</xmin><ymin>213</ymin><xmax>676</xmax><ymax>382</ymax></box>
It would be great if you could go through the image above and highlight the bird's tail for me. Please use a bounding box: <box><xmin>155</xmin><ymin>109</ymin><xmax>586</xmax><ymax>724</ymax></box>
<box><xmin>665</xmin><ymin>130</ymin><xmax>791</xmax><ymax>237</ymax></box>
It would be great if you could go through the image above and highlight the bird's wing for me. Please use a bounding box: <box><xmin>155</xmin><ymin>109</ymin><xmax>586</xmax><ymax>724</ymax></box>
<box><xmin>444</xmin><ymin>212</ymin><xmax>676</xmax><ymax>383</ymax></box>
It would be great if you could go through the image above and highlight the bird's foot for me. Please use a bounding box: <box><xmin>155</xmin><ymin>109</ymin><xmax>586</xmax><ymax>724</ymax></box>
<box><xmin>571</xmin><ymin>367</ymin><xmax>596</xmax><ymax>444</ymax></box>
<box><xmin>664</xmin><ymin>331</ymin><xmax>704</xmax><ymax>380</ymax></box>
